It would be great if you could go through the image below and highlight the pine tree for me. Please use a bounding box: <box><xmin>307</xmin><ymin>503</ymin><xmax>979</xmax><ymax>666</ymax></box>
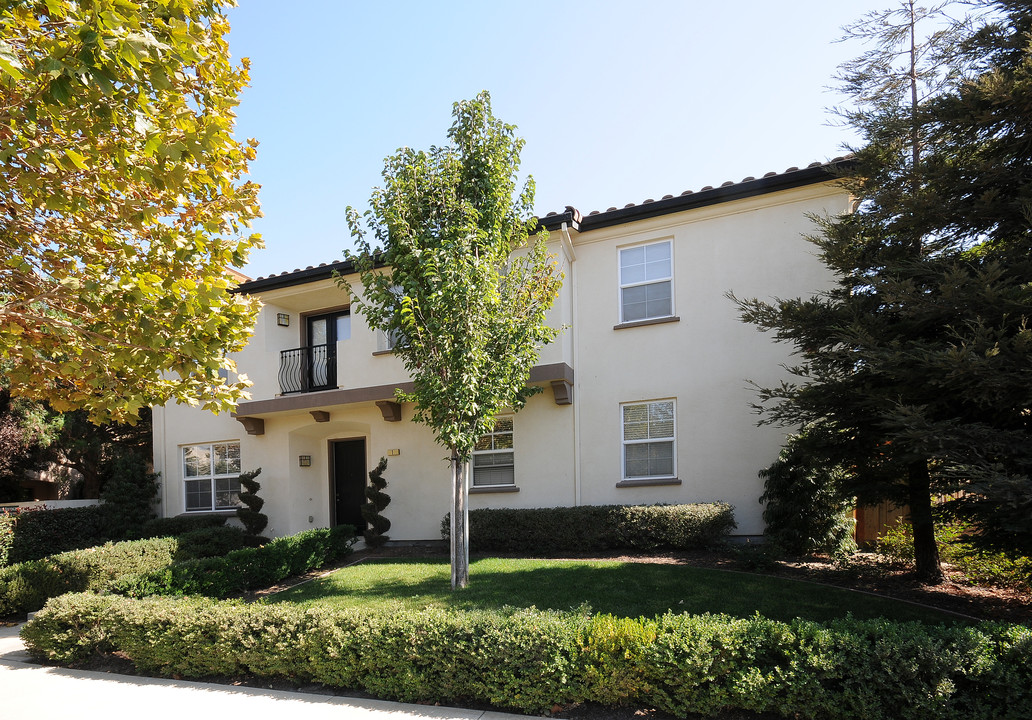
<box><xmin>361</xmin><ymin>457</ymin><xmax>391</xmax><ymax>548</ymax></box>
<box><xmin>737</xmin><ymin>1</ymin><xmax>1032</xmax><ymax>579</ymax></box>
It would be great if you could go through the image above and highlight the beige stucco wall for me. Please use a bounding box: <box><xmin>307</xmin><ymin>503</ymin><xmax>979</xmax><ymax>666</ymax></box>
<box><xmin>153</xmin><ymin>388</ymin><xmax>574</xmax><ymax>542</ymax></box>
<box><xmin>569</xmin><ymin>183</ymin><xmax>849</xmax><ymax>535</ymax></box>
<box><xmin>153</xmin><ymin>180</ymin><xmax>850</xmax><ymax>542</ymax></box>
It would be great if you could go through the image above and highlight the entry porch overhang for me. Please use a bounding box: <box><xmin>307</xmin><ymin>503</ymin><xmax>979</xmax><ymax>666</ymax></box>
<box><xmin>232</xmin><ymin>362</ymin><xmax>574</xmax><ymax>436</ymax></box>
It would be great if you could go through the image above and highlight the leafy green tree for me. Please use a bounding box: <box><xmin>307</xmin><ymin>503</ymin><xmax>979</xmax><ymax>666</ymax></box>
<box><xmin>736</xmin><ymin>1</ymin><xmax>1032</xmax><ymax>581</ymax></box>
<box><xmin>345</xmin><ymin>92</ymin><xmax>563</xmax><ymax>588</ymax></box>
<box><xmin>0</xmin><ymin>0</ymin><xmax>261</xmax><ymax>424</ymax></box>
<box><xmin>48</xmin><ymin>408</ymin><xmax>153</xmax><ymax>498</ymax></box>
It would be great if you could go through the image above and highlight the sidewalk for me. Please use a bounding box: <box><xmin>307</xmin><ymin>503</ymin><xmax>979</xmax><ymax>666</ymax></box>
<box><xmin>0</xmin><ymin>623</ymin><xmax>535</xmax><ymax>720</ymax></box>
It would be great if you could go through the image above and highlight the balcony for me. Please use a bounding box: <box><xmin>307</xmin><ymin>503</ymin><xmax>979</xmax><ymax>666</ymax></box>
<box><xmin>279</xmin><ymin>344</ymin><xmax>336</xmax><ymax>394</ymax></box>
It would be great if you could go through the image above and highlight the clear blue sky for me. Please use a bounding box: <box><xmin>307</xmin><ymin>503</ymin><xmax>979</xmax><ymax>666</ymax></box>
<box><xmin>225</xmin><ymin>1</ymin><xmax>891</xmax><ymax>280</ymax></box>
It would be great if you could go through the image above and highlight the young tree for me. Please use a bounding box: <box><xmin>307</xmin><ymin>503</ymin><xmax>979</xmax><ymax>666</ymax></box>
<box><xmin>735</xmin><ymin>1</ymin><xmax>1032</xmax><ymax>581</ymax></box>
<box><xmin>0</xmin><ymin>0</ymin><xmax>261</xmax><ymax>424</ymax></box>
<box><xmin>345</xmin><ymin>92</ymin><xmax>563</xmax><ymax>588</ymax></box>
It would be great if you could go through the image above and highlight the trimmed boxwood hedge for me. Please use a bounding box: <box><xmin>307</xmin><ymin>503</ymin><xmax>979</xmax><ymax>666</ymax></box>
<box><xmin>110</xmin><ymin>526</ymin><xmax>357</xmax><ymax>599</ymax></box>
<box><xmin>0</xmin><ymin>537</ymin><xmax>179</xmax><ymax>616</ymax></box>
<box><xmin>22</xmin><ymin>593</ymin><xmax>1032</xmax><ymax>719</ymax></box>
<box><xmin>442</xmin><ymin>503</ymin><xmax>737</xmax><ymax>554</ymax></box>
<box><xmin>0</xmin><ymin>505</ymin><xmax>107</xmax><ymax>566</ymax></box>
<box><xmin>0</xmin><ymin>526</ymin><xmax>355</xmax><ymax>617</ymax></box>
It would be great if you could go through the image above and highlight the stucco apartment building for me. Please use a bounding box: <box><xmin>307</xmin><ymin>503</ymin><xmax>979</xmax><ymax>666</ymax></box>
<box><xmin>151</xmin><ymin>160</ymin><xmax>851</xmax><ymax>541</ymax></box>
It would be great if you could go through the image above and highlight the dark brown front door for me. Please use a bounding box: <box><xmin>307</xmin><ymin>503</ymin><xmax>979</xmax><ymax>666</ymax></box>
<box><xmin>331</xmin><ymin>439</ymin><xmax>366</xmax><ymax>532</ymax></box>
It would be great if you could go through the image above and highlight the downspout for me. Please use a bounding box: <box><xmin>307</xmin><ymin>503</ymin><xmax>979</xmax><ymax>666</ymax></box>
<box><xmin>560</xmin><ymin>222</ymin><xmax>581</xmax><ymax>506</ymax></box>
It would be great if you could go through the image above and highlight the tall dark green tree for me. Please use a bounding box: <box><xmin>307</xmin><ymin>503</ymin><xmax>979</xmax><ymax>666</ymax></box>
<box><xmin>736</xmin><ymin>1</ymin><xmax>1032</xmax><ymax>581</ymax></box>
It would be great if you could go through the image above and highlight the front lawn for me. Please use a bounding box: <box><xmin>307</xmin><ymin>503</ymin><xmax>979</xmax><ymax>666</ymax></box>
<box><xmin>272</xmin><ymin>557</ymin><xmax>967</xmax><ymax>624</ymax></box>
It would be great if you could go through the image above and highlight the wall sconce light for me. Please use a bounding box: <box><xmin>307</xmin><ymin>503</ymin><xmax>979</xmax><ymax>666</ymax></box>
<box><xmin>298</xmin><ymin>455</ymin><xmax>312</xmax><ymax>467</ymax></box>
<box><xmin>277</xmin><ymin>313</ymin><xmax>290</xmax><ymax>327</ymax></box>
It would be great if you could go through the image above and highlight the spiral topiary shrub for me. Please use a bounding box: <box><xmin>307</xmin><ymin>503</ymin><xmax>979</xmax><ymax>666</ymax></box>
<box><xmin>235</xmin><ymin>468</ymin><xmax>268</xmax><ymax>537</ymax></box>
<box><xmin>361</xmin><ymin>457</ymin><xmax>391</xmax><ymax>548</ymax></box>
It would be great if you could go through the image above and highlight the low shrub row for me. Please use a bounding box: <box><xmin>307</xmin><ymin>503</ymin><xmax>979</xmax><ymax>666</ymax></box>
<box><xmin>129</xmin><ymin>514</ymin><xmax>229</xmax><ymax>541</ymax></box>
<box><xmin>0</xmin><ymin>505</ymin><xmax>106</xmax><ymax>566</ymax></box>
<box><xmin>879</xmin><ymin>519</ymin><xmax>1032</xmax><ymax>591</ymax></box>
<box><xmin>110</xmin><ymin>526</ymin><xmax>356</xmax><ymax>599</ymax></box>
<box><xmin>23</xmin><ymin>593</ymin><xmax>1032</xmax><ymax>719</ymax></box>
<box><xmin>0</xmin><ymin>504</ymin><xmax>234</xmax><ymax>570</ymax></box>
<box><xmin>0</xmin><ymin>537</ymin><xmax>179</xmax><ymax>616</ymax></box>
<box><xmin>442</xmin><ymin>503</ymin><xmax>736</xmax><ymax>554</ymax></box>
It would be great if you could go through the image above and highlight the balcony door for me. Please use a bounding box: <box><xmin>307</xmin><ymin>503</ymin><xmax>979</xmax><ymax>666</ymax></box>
<box><xmin>306</xmin><ymin>310</ymin><xmax>350</xmax><ymax>391</ymax></box>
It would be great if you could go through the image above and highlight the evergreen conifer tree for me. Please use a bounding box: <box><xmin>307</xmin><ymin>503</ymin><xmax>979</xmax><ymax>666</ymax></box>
<box><xmin>737</xmin><ymin>1</ymin><xmax>1032</xmax><ymax>578</ymax></box>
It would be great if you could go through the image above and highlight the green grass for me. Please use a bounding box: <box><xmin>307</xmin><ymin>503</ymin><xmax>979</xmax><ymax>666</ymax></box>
<box><xmin>271</xmin><ymin>557</ymin><xmax>967</xmax><ymax>624</ymax></box>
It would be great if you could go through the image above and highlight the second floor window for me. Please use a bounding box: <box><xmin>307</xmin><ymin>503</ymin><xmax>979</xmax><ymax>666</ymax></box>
<box><xmin>619</xmin><ymin>240</ymin><xmax>673</xmax><ymax>323</ymax></box>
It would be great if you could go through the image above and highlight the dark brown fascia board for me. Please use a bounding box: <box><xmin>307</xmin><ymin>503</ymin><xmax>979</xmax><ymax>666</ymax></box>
<box><xmin>235</xmin><ymin>259</ymin><xmax>356</xmax><ymax>294</ymax></box>
<box><xmin>231</xmin><ymin>362</ymin><xmax>574</xmax><ymax>418</ymax></box>
<box><xmin>235</xmin><ymin>252</ymin><xmax>389</xmax><ymax>294</ymax></box>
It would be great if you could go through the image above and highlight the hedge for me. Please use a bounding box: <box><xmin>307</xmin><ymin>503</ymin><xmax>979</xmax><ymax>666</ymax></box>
<box><xmin>0</xmin><ymin>505</ymin><xmax>107</xmax><ymax>566</ymax></box>
<box><xmin>128</xmin><ymin>514</ymin><xmax>228</xmax><ymax>540</ymax></box>
<box><xmin>110</xmin><ymin>526</ymin><xmax>356</xmax><ymax>599</ymax></box>
<box><xmin>0</xmin><ymin>537</ymin><xmax>179</xmax><ymax>616</ymax></box>
<box><xmin>22</xmin><ymin>593</ymin><xmax>1032</xmax><ymax>719</ymax></box>
<box><xmin>442</xmin><ymin>503</ymin><xmax>737</xmax><ymax>554</ymax></box>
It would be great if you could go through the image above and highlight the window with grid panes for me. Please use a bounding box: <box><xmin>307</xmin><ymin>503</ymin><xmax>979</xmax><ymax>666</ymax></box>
<box><xmin>621</xmin><ymin>400</ymin><xmax>675</xmax><ymax>479</ymax></box>
<box><xmin>472</xmin><ymin>416</ymin><xmax>514</xmax><ymax>486</ymax></box>
<box><xmin>183</xmin><ymin>441</ymin><xmax>241</xmax><ymax>511</ymax></box>
<box><xmin>619</xmin><ymin>240</ymin><xmax>673</xmax><ymax>322</ymax></box>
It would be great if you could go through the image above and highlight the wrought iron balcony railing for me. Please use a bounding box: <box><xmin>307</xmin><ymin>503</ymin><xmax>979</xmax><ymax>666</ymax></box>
<box><xmin>278</xmin><ymin>343</ymin><xmax>335</xmax><ymax>394</ymax></box>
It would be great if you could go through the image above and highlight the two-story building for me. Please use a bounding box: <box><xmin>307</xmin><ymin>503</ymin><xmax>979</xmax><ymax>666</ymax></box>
<box><xmin>151</xmin><ymin>159</ymin><xmax>851</xmax><ymax>541</ymax></box>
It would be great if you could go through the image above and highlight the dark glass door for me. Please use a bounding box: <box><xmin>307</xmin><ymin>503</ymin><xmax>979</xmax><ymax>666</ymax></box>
<box><xmin>331</xmin><ymin>439</ymin><xmax>366</xmax><ymax>533</ymax></box>
<box><xmin>306</xmin><ymin>311</ymin><xmax>350</xmax><ymax>390</ymax></box>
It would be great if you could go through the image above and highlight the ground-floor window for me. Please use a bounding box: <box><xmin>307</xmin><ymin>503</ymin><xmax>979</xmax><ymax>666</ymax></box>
<box><xmin>183</xmin><ymin>441</ymin><xmax>241</xmax><ymax>511</ymax></box>
<box><xmin>621</xmin><ymin>399</ymin><xmax>676</xmax><ymax>480</ymax></box>
<box><xmin>472</xmin><ymin>416</ymin><xmax>514</xmax><ymax>486</ymax></box>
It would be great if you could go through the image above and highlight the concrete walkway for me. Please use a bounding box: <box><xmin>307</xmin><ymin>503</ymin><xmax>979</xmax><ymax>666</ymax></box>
<box><xmin>0</xmin><ymin>623</ymin><xmax>535</xmax><ymax>720</ymax></box>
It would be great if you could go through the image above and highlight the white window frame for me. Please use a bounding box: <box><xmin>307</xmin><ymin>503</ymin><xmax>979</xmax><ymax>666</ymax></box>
<box><xmin>182</xmin><ymin>441</ymin><xmax>242</xmax><ymax>512</ymax></box>
<box><xmin>378</xmin><ymin>286</ymin><xmax>407</xmax><ymax>352</ymax></box>
<box><xmin>618</xmin><ymin>239</ymin><xmax>674</xmax><ymax>323</ymax></box>
<box><xmin>472</xmin><ymin>416</ymin><xmax>515</xmax><ymax>487</ymax></box>
<box><xmin>621</xmin><ymin>399</ymin><xmax>677</xmax><ymax>480</ymax></box>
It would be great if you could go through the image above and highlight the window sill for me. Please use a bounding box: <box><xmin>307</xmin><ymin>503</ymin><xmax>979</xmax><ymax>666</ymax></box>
<box><xmin>371</xmin><ymin>349</ymin><xmax>395</xmax><ymax>357</ymax></box>
<box><xmin>613</xmin><ymin>316</ymin><xmax>680</xmax><ymax>331</ymax></box>
<box><xmin>615</xmin><ymin>477</ymin><xmax>681</xmax><ymax>488</ymax></box>
<box><xmin>469</xmin><ymin>485</ymin><xmax>520</xmax><ymax>494</ymax></box>
<box><xmin>178</xmin><ymin>509</ymin><xmax>239</xmax><ymax>516</ymax></box>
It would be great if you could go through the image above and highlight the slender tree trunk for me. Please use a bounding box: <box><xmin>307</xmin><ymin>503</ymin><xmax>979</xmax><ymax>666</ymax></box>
<box><xmin>907</xmin><ymin>459</ymin><xmax>943</xmax><ymax>583</ymax></box>
<box><xmin>450</xmin><ymin>448</ymin><xmax>469</xmax><ymax>589</ymax></box>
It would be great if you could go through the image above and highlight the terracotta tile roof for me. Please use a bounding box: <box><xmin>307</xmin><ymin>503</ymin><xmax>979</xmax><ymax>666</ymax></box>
<box><xmin>240</xmin><ymin>156</ymin><xmax>851</xmax><ymax>293</ymax></box>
